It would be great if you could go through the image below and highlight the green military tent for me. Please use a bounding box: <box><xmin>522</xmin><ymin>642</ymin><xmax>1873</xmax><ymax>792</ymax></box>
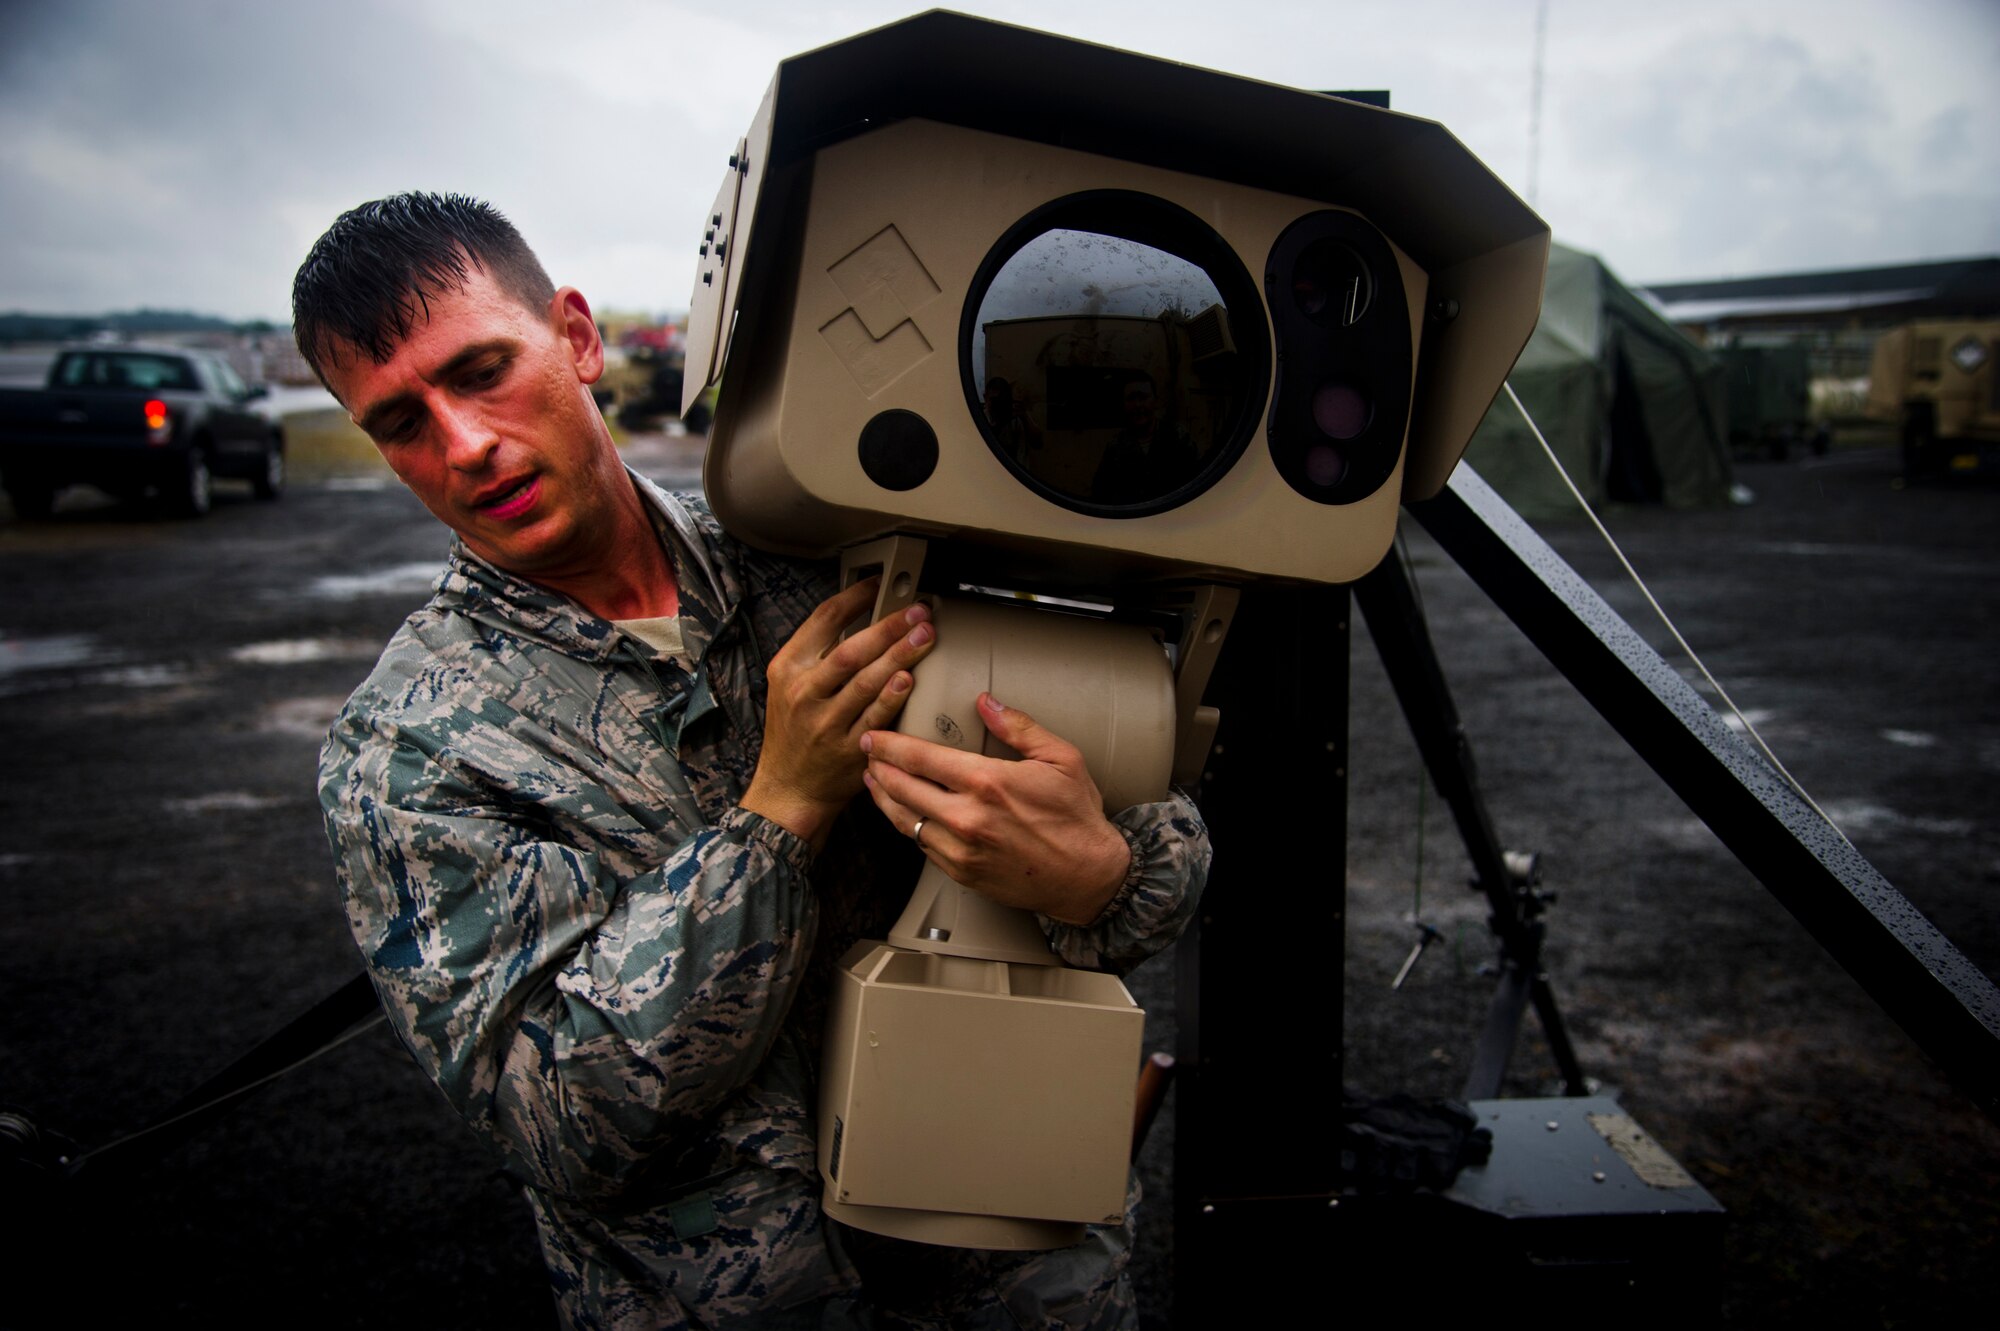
<box><xmin>1461</xmin><ymin>242</ymin><xmax>1735</xmax><ymax>520</ymax></box>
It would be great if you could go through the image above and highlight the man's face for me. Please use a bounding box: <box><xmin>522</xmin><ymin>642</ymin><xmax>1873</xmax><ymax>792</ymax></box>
<box><xmin>1123</xmin><ymin>380</ymin><xmax>1156</xmax><ymax>431</ymax></box>
<box><xmin>320</xmin><ymin>265</ymin><xmax>627</xmax><ymax>583</ymax></box>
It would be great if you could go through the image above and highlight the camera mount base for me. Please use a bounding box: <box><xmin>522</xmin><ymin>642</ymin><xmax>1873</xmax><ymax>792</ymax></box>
<box><xmin>815</xmin><ymin>940</ymin><xmax>1141</xmax><ymax>1247</ymax></box>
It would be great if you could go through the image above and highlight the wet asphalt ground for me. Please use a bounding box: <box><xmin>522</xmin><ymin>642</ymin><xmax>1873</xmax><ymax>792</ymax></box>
<box><xmin>0</xmin><ymin>432</ymin><xmax>1994</xmax><ymax>1326</ymax></box>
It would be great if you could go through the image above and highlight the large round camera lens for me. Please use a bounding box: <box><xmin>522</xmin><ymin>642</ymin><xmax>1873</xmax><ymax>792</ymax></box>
<box><xmin>963</xmin><ymin>191</ymin><xmax>1267</xmax><ymax>517</ymax></box>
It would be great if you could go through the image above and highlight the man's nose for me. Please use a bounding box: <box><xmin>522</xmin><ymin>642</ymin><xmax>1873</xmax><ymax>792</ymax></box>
<box><xmin>435</xmin><ymin>399</ymin><xmax>498</xmax><ymax>470</ymax></box>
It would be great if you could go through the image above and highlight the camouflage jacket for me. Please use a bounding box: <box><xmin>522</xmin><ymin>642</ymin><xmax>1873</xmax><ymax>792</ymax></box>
<box><xmin>319</xmin><ymin>477</ymin><xmax>1209</xmax><ymax>1328</ymax></box>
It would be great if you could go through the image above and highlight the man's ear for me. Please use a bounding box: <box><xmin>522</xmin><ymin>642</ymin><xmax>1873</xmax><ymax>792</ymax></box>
<box><xmin>553</xmin><ymin>287</ymin><xmax>605</xmax><ymax>386</ymax></box>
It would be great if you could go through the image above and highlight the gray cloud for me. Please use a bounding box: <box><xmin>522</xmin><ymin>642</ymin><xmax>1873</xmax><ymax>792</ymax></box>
<box><xmin>2</xmin><ymin>0</ymin><xmax>1995</xmax><ymax>317</ymax></box>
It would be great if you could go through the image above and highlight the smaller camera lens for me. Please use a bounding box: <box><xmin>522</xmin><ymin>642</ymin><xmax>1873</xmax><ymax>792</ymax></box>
<box><xmin>1291</xmin><ymin>239</ymin><xmax>1371</xmax><ymax>327</ymax></box>
<box><xmin>1304</xmin><ymin>443</ymin><xmax>1347</xmax><ymax>488</ymax></box>
<box><xmin>1293</xmin><ymin>274</ymin><xmax>1327</xmax><ymax>318</ymax></box>
<box><xmin>1311</xmin><ymin>383</ymin><xmax>1369</xmax><ymax>440</ymax></box>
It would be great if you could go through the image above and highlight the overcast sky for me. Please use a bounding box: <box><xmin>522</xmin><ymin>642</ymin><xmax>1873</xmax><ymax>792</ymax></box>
<box><xmin>2</xmin><ymin>0</ymin><xmax>1995</xmax><ymax>322</ymax></box>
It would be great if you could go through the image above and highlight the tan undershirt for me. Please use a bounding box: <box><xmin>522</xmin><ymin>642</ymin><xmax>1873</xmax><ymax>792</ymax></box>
<box><xmin>615</xmin><ymin>614</ymin><xmax>689</xmax><ymax>662</ymax></box>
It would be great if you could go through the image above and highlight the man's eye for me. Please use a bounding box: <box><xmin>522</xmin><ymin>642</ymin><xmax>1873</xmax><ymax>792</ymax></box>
<box><xmin>374</xmin><ymin>416</ymin><xmax>420</xmax><ymax>445</ymax></box>
<box><xmin>464</xmin><ymin>360</ymin><xmax>507</xmax><ymax>389</ymax></box>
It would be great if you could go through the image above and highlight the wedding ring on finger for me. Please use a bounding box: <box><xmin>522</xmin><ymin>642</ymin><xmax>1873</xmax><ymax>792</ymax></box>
<box><xmin>911</xmin><ymin>818</ymin><xmax>926</xmax><ymax>849</ymax></box>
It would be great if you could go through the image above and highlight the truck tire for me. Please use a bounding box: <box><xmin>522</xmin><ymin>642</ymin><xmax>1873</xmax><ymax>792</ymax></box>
<box><xmin>6</xmin><ymin>478</ymin><xmax>55</xmax><ymax>520</ymax></box>
<box><xmin>1901</xmin><ymin>404</ymin><xmax>1936</xmax><ymax>481</ymax></box>
<box><xmin>253</xmin><ymin>432</ymin><xmax>285</xmax><ymax>500</ymax></box>
<box><xmin>172</xmin><ymin>447</ymin><xmax>213</xmax><ymax>518</ymax></box>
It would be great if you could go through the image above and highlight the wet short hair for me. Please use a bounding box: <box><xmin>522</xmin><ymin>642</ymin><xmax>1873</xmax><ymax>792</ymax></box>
<box><xmin>291</xmin><ymin>192</ymin><xmax>556</xmax><ymax>384</ymax></box>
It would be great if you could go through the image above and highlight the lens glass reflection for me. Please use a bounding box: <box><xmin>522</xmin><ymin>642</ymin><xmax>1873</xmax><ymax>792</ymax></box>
<box><xmin>1292</xmin><ymin>239</ymin><xmax>1372</xmax><ymax>327</ymax></box>
<box><xmin>971</xmin><ymin>227</ymin><xmax>1253</xmax><ymax>510</ymax></box>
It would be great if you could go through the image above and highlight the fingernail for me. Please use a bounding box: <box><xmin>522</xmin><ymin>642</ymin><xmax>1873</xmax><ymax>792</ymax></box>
<box><xmin>907</xmin><ymin>623</ymin><xmax>932</xmax><ymax>647</ymax></box>
<box><xmin>889</xmin><ymin>672</ymin><xmax>911</xmax><ymax>694</ymax></box>
<box><xmin>982</xmin><ymin>693</ymin><xmax>1007</xmax><ymax>713</ymax></box>
<box><xmin>862</xmin><ymin>770</ymin><xmax>876</xmax><ymax>789</ymax></box>
<box><xmin>859</xmin><ymin>733</ymin><xmax>874</xmax><ymax>754</ymax></box>
<box><xmin>904</xmin><ymin>602</ymin><xmax>929</xmax><ymax>624</ymax></box>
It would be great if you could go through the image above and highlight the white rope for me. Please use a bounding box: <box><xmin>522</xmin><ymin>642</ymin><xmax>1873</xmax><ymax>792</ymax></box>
<box><xmin>1501</xmin><ymin>381</ymin><xmax>1852</xmax><ymax>843</ymax></box>
<box><xmin>69</xmin><ymin>1009</ymin><xmax>388</xmax><ymax>1166</ymax></box>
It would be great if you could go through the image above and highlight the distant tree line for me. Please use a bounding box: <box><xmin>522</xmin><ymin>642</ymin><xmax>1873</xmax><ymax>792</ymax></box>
<box><xmin>0</xmin><ymin>309</ymin><xmax>279</xmax><ymax>345</ymax></box>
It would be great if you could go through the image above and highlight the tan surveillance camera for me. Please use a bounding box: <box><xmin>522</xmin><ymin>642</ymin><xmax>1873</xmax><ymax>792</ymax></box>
<box><xmin>685</xmin><ymin>10</ymin><xmax>1550</xmax><ymax>1251</ymax></box>
<box><xmin>687</xmin><ymin>9</ymin><xmax>1548</xmax><ymax>589</ymax></box>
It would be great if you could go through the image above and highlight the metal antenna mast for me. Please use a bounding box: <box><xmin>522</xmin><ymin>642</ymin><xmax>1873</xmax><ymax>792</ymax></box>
<box><xmin>1528</xmin><ymin>0</ymin><xmax>1549</xmax><ymax>207</ymax></box>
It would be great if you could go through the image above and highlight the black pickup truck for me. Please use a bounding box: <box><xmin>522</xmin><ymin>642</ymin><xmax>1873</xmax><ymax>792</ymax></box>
<box><xmin>0</xmin><ymin>345</ymin><xmax>285</xmax><ymax>518</ymax></box>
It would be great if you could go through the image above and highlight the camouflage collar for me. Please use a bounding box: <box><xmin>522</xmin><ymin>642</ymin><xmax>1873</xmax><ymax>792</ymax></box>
<box><xmin>432</xmin><ymin>470</ymin><xmax>734</xmax><ymax>665</ymax></box>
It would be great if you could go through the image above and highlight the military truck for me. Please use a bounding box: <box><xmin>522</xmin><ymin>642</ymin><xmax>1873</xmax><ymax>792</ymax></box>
<box><xmin>1716</xmin><ymin>343</ymin><xmax>1825</xmax><ymax>461</ymax></box>
<box><xmin>1866</xmin><ymin>319</ymin><xmax>2000</xmax><ymax>478</ymax></box>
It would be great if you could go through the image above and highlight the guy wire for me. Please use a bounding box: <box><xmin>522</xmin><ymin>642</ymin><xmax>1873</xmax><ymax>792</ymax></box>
<box><xmin>1503</xmin><ymin>381</ymin><xmax>1850</xmax><ymax>842</ymax></box>
<box><xmin>68</xmin><ymin>1009</ymin><xmax>387</xmax><ymax>1168</ymax></box>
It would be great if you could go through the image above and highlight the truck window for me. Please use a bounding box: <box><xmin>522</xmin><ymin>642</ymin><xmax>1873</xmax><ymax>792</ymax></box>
<box><xmin>53</xmin><ymin>352</ymin><xmax>200</xmax><ymax>392</ymax></box>
<box><xmin>211</xmin><ymin>358</ymin><xmax>249</xmax><ymax>398</ymax></box>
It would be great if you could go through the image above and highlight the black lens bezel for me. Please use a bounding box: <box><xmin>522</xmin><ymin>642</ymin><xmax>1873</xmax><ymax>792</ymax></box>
<box><xmin>959</xmin><ymin>190</ymin><xmax>1271</xmax><ymax>519</ymax></box>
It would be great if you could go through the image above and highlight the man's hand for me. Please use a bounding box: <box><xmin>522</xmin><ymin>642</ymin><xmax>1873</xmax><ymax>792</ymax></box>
<box><xmin>741</xmin><ymin>579</ymin><xmax>936</xmax><ymax>852</ymax></box>
<box><xmin>861</xmin><ymin>693</ymin><xmax>1131</xmax><ymax>926</ymax></box>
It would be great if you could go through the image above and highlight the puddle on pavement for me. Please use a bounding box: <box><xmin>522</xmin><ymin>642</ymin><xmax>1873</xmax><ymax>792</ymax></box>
<box><xmin>1758</xmin><ymin>541</ymin><xmax>1867</xmax><ymax>557</ymax></box>
<box><xmin>89</xmin><ymin>663</ymin><xmax>194</xmax><ymax>688</ymax></box>
<box><xmin>0</xmin><ymin>632</ymin><xmax>116</xmax><ymax>695</ymax></box>
<box><xmin>261</xmin><ymin>694</ymin><xmax>350</xmax><ymax>739</ymax></box>
<box><xmin>1879</xmin><ymin>729</ymin><xmax>1937</xmax><ymax>748</ymax></box>
<box><xmin>1818</xmin><ymin>800</ymin><xmax>1973</xmax><ymax>838</ymax></box>
<box><xmin>321</xmin><ymin>475</ymin><xmax>392</xmax><ymax>492</ymax></box>
<box><xmin>306</xmin><ymin>561</ymin><xmax>439</xmax><ymax>600</ymax></box>
<box><xmin>1658</xmin><ymin>799</ymin><xmax>1975</xmax><ymax>849</ymax></box>
<box><xmin>1718</xmin><ymin>707</ymin><xmax>1775</xmax><ymax>733</ymax></box>
<box><xmin>231</xmin><ymin>637</ymin><xmax>379</xmax><ymax>665</ymax></box>
<box><xmin>164</xmin><ymin>791</ymin><xmax>288</xmax><ymax>815</ymax></box>
<box><xmin>0</xmin><ymin>632</ymin><xmax>103</xmax><ymax>671</ymax></box>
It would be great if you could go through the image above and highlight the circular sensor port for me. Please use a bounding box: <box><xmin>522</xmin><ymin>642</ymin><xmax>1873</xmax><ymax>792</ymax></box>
<box><xmin>1311</xmin><ymin>382</ymin><xmax>1370</xmax><ymax>440</ymax></box>
<box><xmin>1304</xmin><ymin>442</ymin><xmax>1348</xmax><ymax>488</ymax></box>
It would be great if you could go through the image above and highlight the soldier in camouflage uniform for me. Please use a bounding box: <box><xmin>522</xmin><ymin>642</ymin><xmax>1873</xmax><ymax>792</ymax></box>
<box><xmin>295</xmin><ymin>194</ymin><xmax>1209</xmax><ymax>1329</ymax></box>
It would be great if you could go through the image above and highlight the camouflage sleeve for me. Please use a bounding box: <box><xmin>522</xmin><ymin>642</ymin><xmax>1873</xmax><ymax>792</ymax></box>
<box><xmin>320</xmin><ymin>715</ymin><xmax>817</xmax><ymax>1205</ymax></box>
<box><xmin>1041</xmin><ymin>788</ymin><xmax>1209</xmax><ymax>975</ymax></box>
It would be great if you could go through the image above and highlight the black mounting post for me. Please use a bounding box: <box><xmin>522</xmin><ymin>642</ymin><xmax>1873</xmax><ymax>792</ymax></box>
<box><xmin>1175</xmin><ymin>582</ymin><xmax>1348</xmax><ymax>1322</ymax></box>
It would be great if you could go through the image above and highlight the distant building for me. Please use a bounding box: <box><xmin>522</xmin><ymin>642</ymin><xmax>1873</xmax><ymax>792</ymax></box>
<box><xmin>259</xmin><ymin>333</ymin><xmax>318</xmax><ymax>386</ymax></box>
<box><xmin>1642</xmin><ymin>256</ymin><xmax>2000</xmax><ymax>379</ymax></box>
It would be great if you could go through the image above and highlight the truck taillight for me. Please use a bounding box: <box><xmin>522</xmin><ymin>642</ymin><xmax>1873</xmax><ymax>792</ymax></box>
<box><xmin>144</xmin><ymin>398</ymin><xmax>171</xmax><ymax>445</ymax></box>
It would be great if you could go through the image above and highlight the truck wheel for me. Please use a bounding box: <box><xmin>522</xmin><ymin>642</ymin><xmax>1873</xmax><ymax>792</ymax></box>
<box><xmin>1901</xmin><ymin>405</ymin><xmax>1936</xmax><ymax>481</ymax></box>
<box><xmin>253</xmin><ymin>433</ymin><xmax>285</xmax><ymax>500</ymax></box>
<box><xmin>7</xmin><ymin>479</ymin><xmax>55</xmax><ymax>520</ymax></box>
<box><xmin>173</xmin><ymin>448</ymin><xmax>213</xmax><ymax>518</ymax></box>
